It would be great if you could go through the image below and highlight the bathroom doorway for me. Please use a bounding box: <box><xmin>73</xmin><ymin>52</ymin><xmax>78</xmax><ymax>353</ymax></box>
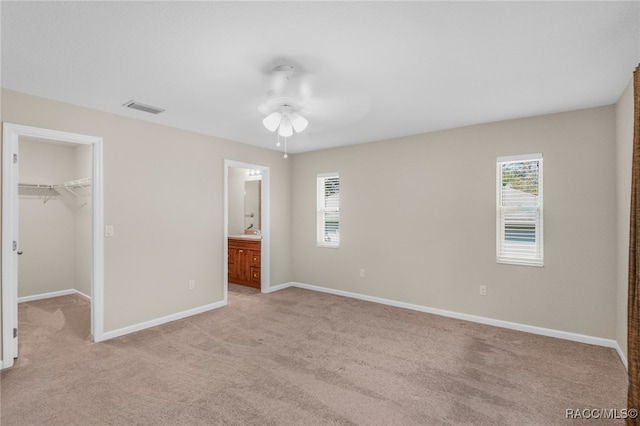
<box><xmin>223</xmin><ymin>160</ymin><xmax>271</xmax><ymax>303</ymax></box>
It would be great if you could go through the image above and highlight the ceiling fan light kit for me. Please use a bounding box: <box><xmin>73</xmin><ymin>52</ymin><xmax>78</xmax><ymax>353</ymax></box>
<box><xmin>262</xmin><ymin>111</ymin><xmax>282</xmax><ymax>132</ymax></box>
<box><xmin>290</xmin><ymin>112</ymin><xmax>308</xmax><ymax>133</ymax></box>
<box><xmin>259</xmin><ymin>64</ymin><xmax>311</xmax><ymax>158</ymax></box>
<box><xmin>262</xmin><ymin>106</ymin><xmax>308</xmax><ymax>136</ymax></box>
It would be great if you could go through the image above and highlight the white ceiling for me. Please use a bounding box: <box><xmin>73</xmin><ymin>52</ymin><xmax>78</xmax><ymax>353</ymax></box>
<box><xmin>2</xmin><ymin>1</ymin><xmax>639</xmax><ymax>154</ymax></box>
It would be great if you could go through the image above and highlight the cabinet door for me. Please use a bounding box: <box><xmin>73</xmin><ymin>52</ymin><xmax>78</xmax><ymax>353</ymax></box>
<box><xmin>228</xmin><ymin>248</ymin><xmax>248</xmax><ymax>283</ymax></box>
<box><xmin>238</xmin><ymin>249</ymin><xmax>250</xmax><ymax>282</ymax></box>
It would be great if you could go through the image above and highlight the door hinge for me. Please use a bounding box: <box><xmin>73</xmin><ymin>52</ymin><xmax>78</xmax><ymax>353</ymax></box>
<box><xmin>13</xmin><ymin>153</ymin><xmax>18</xmax><ymax>164</ymax></box>
<box><xmin>13</xmin><ymin>328</ymin><xmax>17</xmax><ymax>338</ymax></box>
<box><xmin>12</xmin><ymin>241</ymin><xmax>17</xmax><ymax>251</ymax></box>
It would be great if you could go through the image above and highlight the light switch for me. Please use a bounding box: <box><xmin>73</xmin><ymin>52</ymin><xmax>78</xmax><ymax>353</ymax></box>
<box><xmin>105</xmin><ymin>225</ymin><xmax>114</xmax><ymax>237</ymax></box>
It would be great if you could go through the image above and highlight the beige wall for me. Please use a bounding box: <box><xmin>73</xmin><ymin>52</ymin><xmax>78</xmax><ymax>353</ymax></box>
<box><xmin>292</xmin><ymin>105</ymin><xmax>618</xmax><ymax>339</ymax></box>
<box><xmin>616</xmin><ymin>78</ymin><xmax>634</xmax><ymax>359</ymax></box>
<box><xmin>0</xmin><ymin>84</ymin><xmax>632</xmax><ymax>366</ymax></box>
<box><xmin>0</xmin><ymin>89</ymin><xmax>293</xmax><ymax>349</ymax></box>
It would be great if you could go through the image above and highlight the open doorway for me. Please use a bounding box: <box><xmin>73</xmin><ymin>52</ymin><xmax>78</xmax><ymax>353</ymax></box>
<box><xmin>17</xmin><ymin>137</ymin><xmax>93</xmax><ymax>302</ymax></box>
<box><xmin>228</xmin><ymin>166</ymin><xmax>261</xmax><ymax>290</ymax></box>
<box><xmin>223</xmin><ymin>160</ymin><xmax>271</xmax><ymax>304</ymax></box>
<box><xmin>2</xmin><ymin>123</ymin><xmax>104</xmax><ymax>369</ymax></box>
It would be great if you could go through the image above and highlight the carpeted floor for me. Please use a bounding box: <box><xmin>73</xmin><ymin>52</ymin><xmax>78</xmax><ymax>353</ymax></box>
<box><xmin>0</xmin><ymin>284</ymin><xmax>627</xmax><ymax>425</ymax></box>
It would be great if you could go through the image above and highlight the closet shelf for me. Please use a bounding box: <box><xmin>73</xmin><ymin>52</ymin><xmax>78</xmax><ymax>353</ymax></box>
<box><xmin>63</xmin><ymin>177</ymin><xmax>91</xmax><ymax>189</ymax></box>
<box><xmin>61</xmin><ymin>177</ymin><xmax>92</xmax><ymax>199</ymax></box>
<box><xmin>18</xmin><ymin>177</ymin><xmax>92</xmax><ymax>204</ymax></box>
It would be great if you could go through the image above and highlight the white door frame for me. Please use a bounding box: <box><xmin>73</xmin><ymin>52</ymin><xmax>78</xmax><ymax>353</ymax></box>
<box><xmin>2</xmin><ymin>123</ymin><xmax>105</xmax><ymax>369</ymax></box>
<box><xmin>223</xmin><ymin>159</ymin><xmax>270</xmax><ymax>303</ymax></box>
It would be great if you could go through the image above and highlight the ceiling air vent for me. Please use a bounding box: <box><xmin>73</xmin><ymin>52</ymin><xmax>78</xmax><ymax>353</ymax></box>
<box><xmin>123</xmin><ymin>100</ymin><xmax>165</xmax><ymax>115</ymax></box>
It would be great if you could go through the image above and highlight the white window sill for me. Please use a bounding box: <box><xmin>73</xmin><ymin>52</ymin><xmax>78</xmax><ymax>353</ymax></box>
<box><xmin>497</xmin><ymin>258</ymin><xmax>544</xmax><ymax>267</ymax></box>
<box><xmin>317</xmin><ymin>243</ymin><xmax>340</xmax><ymax>249</ymax></box>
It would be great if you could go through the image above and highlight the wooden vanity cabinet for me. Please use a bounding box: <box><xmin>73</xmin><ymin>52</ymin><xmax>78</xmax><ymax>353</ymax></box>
<box><xmin>228</xmin><ymin>238</ymin><xmax>261</xmax><ymax>289</ymax></box>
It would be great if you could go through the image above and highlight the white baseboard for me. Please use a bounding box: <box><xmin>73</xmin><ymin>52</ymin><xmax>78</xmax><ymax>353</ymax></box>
<box><xmin>18</xmin><ymin>288</ymin><xmax>91</xmax><ymax>303</ymax></box>
<box><xmin>98</xmin><ymin>300</ymin><xmax>226</xmax><ymax>342</ymax></box>
<box><xmin>288</xmin><ymin>282</ymin><xmax>623</xmax><ymax>353</ymax></box>
<box><xmin>614</xmin><ymin>341</ymin><xmax>628</xmax><ymax>369</ymax></box>
<box><xmin>262</xmin><ymin>282</ymin><xmax>293</xmax><ymax>293</ymax></box>
<box><xmin>75</xmin><ymin>290</ymin><xmax>91</xmax><ymax>301</ymax></box>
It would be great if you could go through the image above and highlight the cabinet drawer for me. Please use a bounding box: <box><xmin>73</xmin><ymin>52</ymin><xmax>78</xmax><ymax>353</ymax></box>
<box><xmin>251</xmin><ymin>253</ymin><xmax>261</xmax><ymax>266</ymax></box>
<box><xmin>251</xmin><ymin>267</ymin><xmax>261</xmax><ymax>283</ymax></box>
<box><xmin>228</xmin><ymin>238</ymin><xmax>261</xmax><ymax>251</ymax></box>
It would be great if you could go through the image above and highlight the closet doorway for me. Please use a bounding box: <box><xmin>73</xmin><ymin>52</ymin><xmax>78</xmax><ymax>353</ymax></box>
<box><xmin>223</xmin><ymin>160</ymin><xmax>271</xmax><ymax>303</ymax></box>
<box><xmin>18</xmin><ymin>138</ymin><xmax>92</xmax><ymax>297</ymax></box>
<box><xmin>2</xmin><ymin>124</ymin><xmax>104</xmax><ymax>369</ymax></box>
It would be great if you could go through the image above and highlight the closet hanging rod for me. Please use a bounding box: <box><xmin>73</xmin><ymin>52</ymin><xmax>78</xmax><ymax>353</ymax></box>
<box><xmin>18</xmin><ymin>177</ymin><xmax>91</xmax><ymax>190</ymax></box>
<box><xmin>18</xmin><ymin>183</ymin><xmax>56</xmax><ymax>189</ymax></box>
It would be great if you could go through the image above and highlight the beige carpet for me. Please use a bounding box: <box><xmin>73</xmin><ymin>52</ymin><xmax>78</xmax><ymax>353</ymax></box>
<box><xmin>0</xmin><ymin>285</ymin><xmax>627</xmax><ymax>425</ymax></box>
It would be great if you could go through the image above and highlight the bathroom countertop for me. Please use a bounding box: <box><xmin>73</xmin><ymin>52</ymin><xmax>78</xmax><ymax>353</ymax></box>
<box><xmin>228</xmin><ymin>234</ymin><xmax>262</xmax><ymax>240</ymax></box>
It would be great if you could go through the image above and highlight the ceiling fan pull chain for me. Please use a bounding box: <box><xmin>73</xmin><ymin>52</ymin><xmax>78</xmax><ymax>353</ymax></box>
<box><xmin>276</xmin><ymin>133</ymin><xmax>281</xmax><ymax>147</ymax></box>
<box><xmin>284</xmin><ymin>137</ymin><xmax>289</xmax><ymax>159</ymax></box>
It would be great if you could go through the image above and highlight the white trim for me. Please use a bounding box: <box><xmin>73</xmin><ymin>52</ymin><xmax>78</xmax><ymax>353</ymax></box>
<box><xmin>2</xmin><ymin>123</ymin><xmax>105</xmax><ymax>367</ymax></box>
<box><xmin>75</xmin><ymin>289</ymin><xmax>92</xmax><ymax>302</ymax></box>
<box><xmin>100</xmin><ymin>300</ymin><xmax>226</xmax><ymax>341</ymax></box>
<box><xmin>92</xmin><ymin>137</ymin><xmax>105</xmax><ymax>342</ymax></box>
<box><xmin>614</xmin><ymin>341</ymin><xmax>628</xmax><ymax>369</ymax></box>
<box><xmin>262</xmin><ymin>282</ymin><xmax>294</xmax><ymax>293</ymax></box>
<box><xmin>17</xmin><ymin>289</ymin><xmax>92</xmax><ymax>304</ymax></box>
<box><xmin>289</xmin><ymin>282</ymin><xmax>624</xmax><ymax>355</ymax></box>
<box><xmin>2</xmin><ymin>124</ymin><xmax>19</xmax><ymax>366</ymax></box>
<box><xmin>316</xmin><ymin>243</ymin><xmax>340</xmax><ymax>249</ymax></box>
<box><xmin>223</xmin><ymin>159</ymin><xmax>271</xmax><ymax>301</ymax></box>
<box><xmin>18</xmin><ymin>289</ymin><xmax>74</xmax><ymax>304</ymax></box>
<box><xmin>317</xmin><ymin>171</ymin><xmax>339</xmax><ymax>179</ymax></box>
<box><xmin>497</xmin><ymin>153</ymin><xmax>543</xmax><ymax>163</ymax></box>
<box><xmin>496</xmin><ymin>258</ymin><xmax>544</xmax><ymax>267</ymax></box>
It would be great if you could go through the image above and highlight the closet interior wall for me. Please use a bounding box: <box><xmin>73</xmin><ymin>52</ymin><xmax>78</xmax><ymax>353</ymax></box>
<box><xmin>18</xmin><ymin>139</ymin><xmax>92</xmax><ymax>299</ymax></box>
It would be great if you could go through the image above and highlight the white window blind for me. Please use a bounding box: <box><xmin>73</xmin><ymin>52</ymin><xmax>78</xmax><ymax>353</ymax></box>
<box><xmin>317</xmin><ymin>173</ymin><xmax>340</xmax><ymax>247</ymax></box>
<box><xmin>496</xmin><ymin>154</ymin><xmax>543</xmax><ymax>266</ymax></box>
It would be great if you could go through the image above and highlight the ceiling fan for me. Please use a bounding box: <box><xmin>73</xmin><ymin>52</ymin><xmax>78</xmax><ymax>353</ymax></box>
<box><xmin>257</xmin><ymin>61</ymin><xmax>372</xmax><ymax>157</ymax></box>
<box><xmin>257</xmin><ymin>64</ymin><xmax>310</xmax><ymax>157</ymax></box>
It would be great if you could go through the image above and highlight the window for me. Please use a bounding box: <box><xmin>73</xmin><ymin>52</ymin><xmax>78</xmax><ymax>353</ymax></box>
<box><xmin>317</xmin><ymin>173</ymin><xmax>340</xmax><ymax>247</ymax></box>
<box><xmin>497</xmin><ymin>154</ymin><xmax>543</xmax><ymax>266</ymax></box>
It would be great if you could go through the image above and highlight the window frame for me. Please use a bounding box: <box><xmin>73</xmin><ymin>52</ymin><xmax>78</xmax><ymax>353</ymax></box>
<box><xmin>496</xmin><ymin>153</ymin><xmax>543</xmax><ymax>267</ymax></box>
<box><xmin>317</xmin><ymin>172</ymin><xmax>340</xmax><ymax>248</ymax></box>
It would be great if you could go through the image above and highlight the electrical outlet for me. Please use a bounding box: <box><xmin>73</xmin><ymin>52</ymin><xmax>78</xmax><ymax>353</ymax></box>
<box><xmin>188</xmin><ymin>280</ymin><xmax>196</xmax><ymax>290</ymax></box>
<box><xmin>359</xmin><ymin>269</ymin><xmax>365</xmax><ymax>278</ymax></box>
<box><xmin>479</xmin><ymin>285</ymin><xmax>487</xmax><ymax>296</ymax></box>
